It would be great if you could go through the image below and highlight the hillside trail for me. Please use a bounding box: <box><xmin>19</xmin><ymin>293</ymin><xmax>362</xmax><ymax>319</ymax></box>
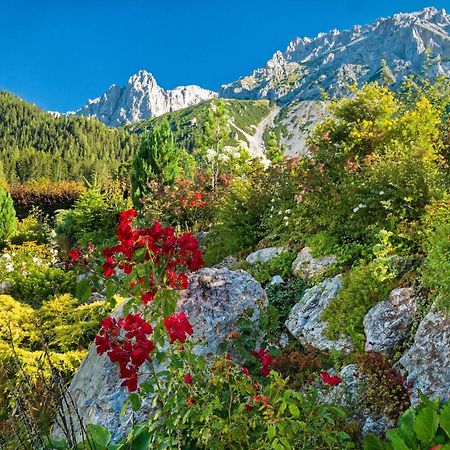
<box><xmin>230</xmin><ymin>106</ymin><xmax>280</xmax><ymax>159</ymax></box>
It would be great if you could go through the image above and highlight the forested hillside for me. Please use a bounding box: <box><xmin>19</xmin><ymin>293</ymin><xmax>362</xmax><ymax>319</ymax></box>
<box><xmin>0</xmin><ymin>92</ymin><xmax>138</xmax><ymax>183</ymax></box>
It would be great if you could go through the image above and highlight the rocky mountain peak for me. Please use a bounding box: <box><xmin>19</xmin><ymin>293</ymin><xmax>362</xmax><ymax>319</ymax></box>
<box><xmin>219</xmin><ymin>7</ymin><xmax>450</xmax><ymax>102</ymax></box>
<box><xmin>75</xmin><ymin>70</ymin><xmax>217</xmax><ymax>127</ymax></box>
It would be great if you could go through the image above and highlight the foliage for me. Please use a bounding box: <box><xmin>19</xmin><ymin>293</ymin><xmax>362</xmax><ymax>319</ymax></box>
<box><xmin>130</xmin><ymin>118</ymin><xmax>179</xmax><ymax>207</ymax></box>
<box><xmin>0</xmin><ymin>91</ymin><xmax>137</xmax><ymax>184</ymax></box>
<box><xmin>55</xmin><ymin>187</ymin><xmax>129</xmax><ymax>248</ymax></box>
<box><xmin>10</xmin><ymin>179</ymin><xmax>86</xmax><ymax>218</ymax></box>
<box><xmin>10</xmin><ymin>207</ymin><xmax>53</xmax><ymax>246</ymax></box>
<box><xmin>141</xmin><ymin>169</ymin><xmax>224</xmax><ymax>233</ymax></box>
<box><xmin>246</xmin><ymin>251</ymin><xmax>297</xmax><ymax>285</ymax></box>
<box><xmin>0</xmin><ymin>187</ymin><xmax>17</xmax><ymax>245</ymax></box>
<box><xmin>364</xmin><ymin>393</ymin><xmax>450</xmax><ymax>450</ymax></box>
<box><xmin>9</xmin><ymin>266</ymin><xmax>76</xmax><ymax>308</ymax></box>
<box><xmin>357</xmin><ymin>352</ymin><xmax>411</xmax><ymax>420</ymax></box>
<box><xmin>322</xmin><ymin>261</ymin><xmax>396</xmax><ymax>340</ymax></box>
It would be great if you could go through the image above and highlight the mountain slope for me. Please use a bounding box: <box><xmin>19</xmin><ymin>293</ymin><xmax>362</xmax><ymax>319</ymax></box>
<box><xmin>220</xmin><ymin>7</ymin><xmax>450</xmax><ymax>102</ymax></box>
<box><xmin>76</xmin><ymin>70</ymin><xmax>217</xmax><ymax>127</ymax></box>
<box><xmin>0</xmin><ymin>92</ymin><xmax>137</xmax><ymax>183</ymax></box>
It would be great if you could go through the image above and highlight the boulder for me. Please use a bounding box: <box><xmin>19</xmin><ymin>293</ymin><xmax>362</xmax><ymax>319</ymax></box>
<box><xmin>245</xmin><ymin>246</ymin><xmax>284</xmax><ymax>266</ymax></box>
<box><xmin>52</xmin><ymin>268</ymin><xmax>267</xmax><ymax>444</ymax></box>
<box><xmin>399</xmin><ymin>310</ymin><xmax>450</xmax><ymax>406</ymax></box>
<box><xmin>214</xmin><ymin>255</ymin><xmax>238</xmax><ymax>270</ymax></box>
<box><xmin>270</xmin><ymin>275</ymin><xmax>285</xmax><ymax>285</ymax></box>
<box><xmin>291</xmin><ymin>247</ymin><xmax>336</xmax><ymax>280</ymax></box>
<box><xmin>0</xmin><ymin>281</ymin><xmax>11</xmax><ymax>294</ymax></box>
<box><xmin>364</xmin><ymin>287</ymin><xmax>417</xmax><ymax>355</ymax></box>
<box><xmin>285</xmin><ymin>275</ymin><xmax>353</xmax><ymax>352</ymax></box>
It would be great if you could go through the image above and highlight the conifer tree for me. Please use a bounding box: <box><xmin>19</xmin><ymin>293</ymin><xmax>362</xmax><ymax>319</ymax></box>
<box><xmin>131</xmin><ymin>118</ymin><xmax>179</xmax><ymax>207</ymax></box>
<box><xmin>0</xmin><ymin>187</ymin><xmax>17</xmax><ymax>244</ymax></box>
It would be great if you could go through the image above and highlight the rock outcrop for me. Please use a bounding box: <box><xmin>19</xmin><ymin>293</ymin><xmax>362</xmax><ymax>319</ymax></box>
<box><xmin>399</xmin><ymin>310</ymin><xmax>450</xmax><ymax>406</ymax></box>
<box><xmin>75</xmin><ymin>70</ymin><xmax>216</xmax><ymax>126</ymax></box>
<box><xmin>220</xmin><ymin>8</ymin><xmax>450</xmax><ymax>102</ymax></box>
<box><xmin>53</xmin><ymin>268</ymin><xmax>267</xmax><ymax>443</ymax></box>
<box><xmin>286</xmin><ymin>275</ymin><xmax>353</xmax><ymax>352</ymax></box>
<box><xmin>291</xmin><ymin>247</ymin><xmax>336</xmax><ymax>281</ymax></box>
<box><xmin>364</xmin><ymin>287</ymin><xmax>417</xmax><ymax>354</ymax></box>
<box><xmin>246</xmin><ymin>246</ymin><xmax>284</xmax><ymax>266</ymax></box>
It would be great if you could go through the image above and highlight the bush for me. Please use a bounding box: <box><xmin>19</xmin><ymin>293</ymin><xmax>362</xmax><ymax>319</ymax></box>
<box><xmin>0</xmin><ymin>187</ymin><xmax>16</xmax><ymax>245</ymax></box>
<box><xmin>9</xmin><ymin>266</ymin><xmax>76</xmax><ymax>308</ymax></box>
<box><xmin>10</xmin><ymin>179</ymin><xmax>85</xmax><ymax>218</ymax></box>
<box><xmin>364</xmin><ymin>393</ymin><xmax>450</xmax><ymax>450</ymax></box>
<box><xmin>322</xmin><ymin>261</ymin><xmax>396</xmax><ymax>340</ymax></box>
<box><xmin>246</xmin><ymin>251</ymin><xmax>297</xmax><ymax>285</ymax></box>
<box><xmin>55</xmin><ymin>188</ymin><xmax>129</xmax><ymax>248</ymax></box>
<box><xmin>10</xmin><ymin>207</ymin><xmax>53</xmax><ymax>246</ymax></box>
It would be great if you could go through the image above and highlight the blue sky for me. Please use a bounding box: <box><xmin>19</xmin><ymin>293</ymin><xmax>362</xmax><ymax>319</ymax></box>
<box><xmin>0</xmin><ymin>0</ymin><xmax>448</xmax><ymax>112</ymax></box>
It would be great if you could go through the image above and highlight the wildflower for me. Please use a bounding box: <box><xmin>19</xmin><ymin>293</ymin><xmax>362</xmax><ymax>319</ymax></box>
<box><xmin>69</xmin><ymin>248</ymin><xmax>82</xmax><ymax>262</ymax></box>
<box><xmin>320</xmin><ymin>372</ymin><xmax>342</xmax><ymax>386</ymax></box>
<box><xmin>252</xmin><ymin>347</ymin><xmax>273</xmax><ymax>377</ymax></box>
<box><xmin>184</xmin><ymin>373</ymin><xmax>193</xmax><ymax>385</ymax></box>
<box><xmin>241</xmin><ymin>367</ymin><xmax>250</xmax><ymax>376</ymax></box>
<box><xmin>164</xmin><ymin>311</ymin><xmax>193</xmax><ymax>344</ymax></box>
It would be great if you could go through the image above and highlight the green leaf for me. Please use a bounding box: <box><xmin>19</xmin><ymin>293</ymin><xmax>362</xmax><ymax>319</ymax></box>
<box><xmin>414</xmin><ymin>405</ymin><xmax>439</xmax><ymax>445</ymax></box>
<box><xmin>131</xmin><ymin>428</ymin><xmax>152</xmax><ymax>450</ymax></box>
<box><xmin>129</xmin><ymin>392</ymin><xmax>142</xmax><ymax>412</ymax></box>
<box><xmin>386</xmin><ymin>430</ymin><xmax>410</xmax><ymax>450</ymax></box>
<box><xmin>288</xmin><ymin>403</ymin><xmax>300</xmax><ymax>418</ymax></box>
<box><xmin>86</xmin><ymin>424</ymin><xmax>112</xmax><ymax>449</ymax></box>
<box><xmin>397</xmin><ymin>408</ymin><xmax>417</xmax><ymax>449</ymax></box>
<box><xmin>268</xmin><ymin>424</ymin><xmax>276</xmax><ymax>440</ymax></box>
<box><xmin>363</xmin><ymin>433</ymin><xmax>391</xmax><ymax>450</ymax></box>
<box><xmin>76</xmin><ymin>278</ymin><xmax>92</xmax><ymax>302</ymax></box>
<box><xmin>440</xmin><ymin>402</ymin><xmax>450</xmax><ymax>439</ymax></box>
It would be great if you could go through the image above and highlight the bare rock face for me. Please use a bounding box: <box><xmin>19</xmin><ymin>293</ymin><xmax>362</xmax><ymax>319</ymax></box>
<box><xmin>246</xmin><ymin>246</ymin><xmax>284</xmax><ymax>266</ymax></box>
<box><xmin>291</xmin><ymin>247</ymin><xmax>337</xmax><ymax>281</ymax></box>
<box><xmin>364</xmin><ymin>287</ymin><xmax>417</xmax><ymax>355</ymax></box>
<box><xmin>76</xmin><ymin>70</ymin><xmax>217</xmax><ymax>126</ymax></box>
<box><xmin>52</xmin><ymin>268</ymin><xmax>267</xmax><ymax>444</ymax></box>
<box><xmin>285</xmin><ymin>275</ymin><xmax>353</xmax><ymax>352</ymax></box>
<box><xmin>399</xmin><ymin>310</ymin><xmax>450</xmax><ymax>406</ymax></box>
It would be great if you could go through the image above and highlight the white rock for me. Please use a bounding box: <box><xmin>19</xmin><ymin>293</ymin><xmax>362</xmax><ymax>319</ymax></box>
<box><xmin>75</xmin><ymin>70</ymin><xmax>217</xmax><ymax>127</ymax></box>
<box><xmin>53</xmin><ymin>268</ymin><xmax>267</xmax><ymax>443</ymax></box>
<box><xmin>286</xmin><ymin>275</ymin><xmax>353</xmax><ymax>352</ymax></box>
<box><xmin>364</xmin><ymin>287</ymin><xmax>417</xmax><ymax>354</ymax></box>
<box><xmin>270</xmin><ymin>275</ymin><xmax>285</xmax><ymax>285</ymax></box>
<box><xmin>246</xmin><ymin>246</ymin><xmax>284</xmax><ymax>266</ymax></box>
<box><xmin>291</xmin><ymin>247</ymin><xmax>336</xmax><ymax>280</ymax></box>
<box><xmin>399</xmin><ymin>310</ymin><xmax>450</xmax><ymax>406</ymax></box>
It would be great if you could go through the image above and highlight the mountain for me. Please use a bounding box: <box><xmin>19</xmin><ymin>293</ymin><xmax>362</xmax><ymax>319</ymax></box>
<box><xmin>220</xmin><ymin>7</ymin><xmax>450</xmax><ymax>102</ymax></box>
<box><xmin>0</xmin><ymin>91</ymin><xmax>137</xmax><ymax>183</ymax></box>
<box><xmin>75</xmin><ymin>70</ymin><xmax>217</xmax><ymax>127</ymax></box>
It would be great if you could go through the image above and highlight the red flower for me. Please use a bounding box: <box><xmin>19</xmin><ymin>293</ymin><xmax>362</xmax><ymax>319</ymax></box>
<box><xmin>245</xmin><ymin>405</ymin><xmax>254</xmax><ymax>411</ymax></box>
<box><xmin>320</xmin><ymin>372</ymin><xmax>342</xmax><ymax>386</ymax></box>
<box><xmin>430</xmin><ymin>445</ymin><xmax>441</xmax><ymax>450</ymax></box>
<box><xmin>184</xmin><ymin>373</ymin><xmax>193</xmax><ymax>385</ymax></box>
<box><xmin>252</xmin><ymin>347</ymin><xmax>273</xmax><ymax>377</ymax></box>
<box><xmin>241</xmin><ymin>367</ymin><xmax>250</xmax><ymax>376</ymax></box>
<box><xmin>225</xmin><ymin>353</ymin><xmax>232</xmax><ymax>360</ymax></box>
<box><xmin>164</xmin><ymin>311</ymin><xmax>193</xmax><ymax>344</ymax></box>
<box><xmin>69</xmin><ymin>248</ymin><xmax>82</xmax><ymax>262</ymax></box>
<box><xmin>187</xmin><ymin>396</ymin><xmax>196</xmax><ymax>407</ymax></box>
<box><xmin>141</xmin><ymin>291</ymin><xmax>155</xmax><ymax>304</ymax></box>
<box><xmin>252</xmin><ymin>395</ymin><xmax>269</xmax><ymax>406</ymax></box>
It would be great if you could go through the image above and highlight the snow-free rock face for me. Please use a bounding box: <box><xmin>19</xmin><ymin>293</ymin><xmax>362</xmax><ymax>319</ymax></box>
<box><xmin>286</xmin><ymin>275</ymin><xmax>353</xmax><ymax>352</ymax></box>
<box><xmin>399</xmin><ymin>310</ymin><xmax>450</xmax><ymax>406</ymax></box>
<box><xmin>52</xmin><ymin>268</ymin><xmax>267</xmax><ymax>444</ymax></box>
<box><xmin>246</xmin><ymin>246</ymin><xmax>285</xmax><ymax>266</ymax></box>
<box><xmin>291</xmin><ymin>247</ymin><xmax>337</xmax><ymax>281</ymax></box>
<box><xmin>364</xmin><ymin>287</ymin><xmax>417</xmax><ymax>355</ymax></box>
<box><xmin>75</xmin><ymin>70</ymin><xmax>217</xmax><ymax>126</ymax></box>
<box><xmin>220</xmin><ymin>7</ymin><xmax>450</xmax><ymax>102</ymax></box>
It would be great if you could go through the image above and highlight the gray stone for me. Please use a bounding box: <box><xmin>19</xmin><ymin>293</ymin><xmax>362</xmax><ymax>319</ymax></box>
<box><xmin>245</xmin><ymin>246</ymin><xmax>284</xmax><ymax>266</ymax></box>
<box><xmin>291</xmin><ymin>247</ymin><xmax>337</xmax><ymax>280</ymax></box>
<box><xmin>270</xmin><ymin>275</ymin><xmax>284</xmax><ymax>285</ymax></box>
<box><xmin>214</xmin><ymin>256</ymin><xmax>238</xmax><ymax>270</ymax></box>
<box><xmin>362</xmin><ymin>416</ymin><xmax>395</xmax><ymax>437</ymax></box>
<box><xmin>53</xmin><ymin>268</ymin><xmax>267</xmax><ymax>443</ymax></box>
<box><xmin>364</xmin><ymin>287</ymin><xmax>417</xmax><ymax>355</ymax></box>
<box><xmin>399</xmin><ymin>310</ymin><xmax>450</xmax><ymax>406</ymax></box>
<box><xmin>285</xmin><ymin>275</ymin><xmax>353</xmax><ymax>352</ymax></box>
<box><xmin>0</xmin><ymin>281</ymin><xmax>12</xmax><ymax>294</ymax></box>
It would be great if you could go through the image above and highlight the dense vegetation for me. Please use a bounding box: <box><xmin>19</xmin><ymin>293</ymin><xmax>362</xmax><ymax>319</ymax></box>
<box><xmin>0</xmin><ymin>92</ymin><xmax>137</xmax><ymax>183</ymax></box>
<box><xmin>2</xmin><ymin>78</ymin><xmax>450</xmax><ymax>449</ymax></box>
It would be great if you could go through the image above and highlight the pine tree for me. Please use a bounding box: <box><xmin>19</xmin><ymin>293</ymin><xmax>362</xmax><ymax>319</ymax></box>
<box><xmin>0</xmin><ymin>187</ymin><xmax>17</xmax><ymax>244</ymax></box>
<box><xmin>131</xmin><ymin>118</ymin><xmax>179</xmax><ymax>207</ymax></box>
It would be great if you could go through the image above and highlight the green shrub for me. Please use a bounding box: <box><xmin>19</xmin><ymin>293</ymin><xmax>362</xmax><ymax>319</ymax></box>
<box><xmin>364</xmin><ymin>393</ymin><xmax>450</xmax><ymax>450</ymax></box>
<box><xmin>322</xmin><ymin>262</ymin><xmax>395</xmax><ymax>340</ymax></box>
<box><xmin>55</xmin><ymin>187</ymin><xmax>129</xmax><ymax>248</ymax></box>
<box><xmin>9</xmin><ymin>266</ymin><xmax>76</xmax><ymax>308</ymax></box>
<box><xmin>10</xmin><ymin>207</ymin><xmax>53</xmax><ymax>246</ymax></box>
<box><xmin>247</xmin><ymin>251</ymin><xmax>297</xmax><ymax>285</ymax></box>
<box><xmin>0</xmin><ymin>187</ymin><xmax>17</xmax><ymax>245</ymax></box>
